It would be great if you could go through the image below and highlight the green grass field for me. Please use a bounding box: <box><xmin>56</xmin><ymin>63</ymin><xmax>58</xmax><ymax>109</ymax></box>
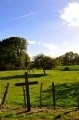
<box><xmin>0</xmin><ymin>68</ymin><xmax>79</xmax><ymax>119</ymax></box>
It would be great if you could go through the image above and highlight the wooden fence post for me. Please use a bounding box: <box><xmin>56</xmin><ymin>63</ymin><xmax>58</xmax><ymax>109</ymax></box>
<box><xmin>22</xmin><ymin>86</ymin><xmax>26</xmax><ymax>108</ymax></box>
<box><xmin>40</xmin><ymin>83</ymin><xmax>43</xmax><ymax>108</ymax></box>
<box><xmin>52</xmin><ymin>82</ymin><xmax>56</xmax><ymax>109</ymax></box>
<box><xmin>78</xmin><ymin>83</ymin><xmax>79</xmax><ymax>109</ymax></box>
<box><xmin>0</xmin><ymin>85</ymin><xmax>1</xmax><ymax>104</ymax></box>
<box><xmin>25</xmin><ymin>72</ymin><xmax>30</xmax><ymax>112</ymax></box>
<box><xmin>1</xmin><ymin>83</ymin><xmax>9</xmax><ymax>105</ymax></box>
<box><xmin>15</xmin><ymin>72</ymin><xmax>38</xmax><ymax>112</ymax></box>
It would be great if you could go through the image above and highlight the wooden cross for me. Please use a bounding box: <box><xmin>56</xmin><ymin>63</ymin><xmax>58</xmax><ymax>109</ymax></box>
<box><xmin>15</xmin><ymin>72</ymin><xmax>38</xmax><ymax>112</ymax></box>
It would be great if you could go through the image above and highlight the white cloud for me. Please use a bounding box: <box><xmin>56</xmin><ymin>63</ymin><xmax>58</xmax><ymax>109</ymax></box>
<box><xmin>60</xmin><ymin>41</ymin><xmax>68</xmax><ymax>46</ymax></box>
<box><xmin>60</xmin><ymin>2</ymin><xmax>79</xmax><ymax>26</ymax></box>
<box><xmin>43</xmin><ymin>43</ymin><xmax>58</xmax><ymax>51</ymax></box>
<box><xmin>28</xmin><ymin>40</ymin><xmax>79</xmax><ymax>57</ymax></box>
<box><xmin>42</xmin><ymin>43</ymin><xmax>58</xmax><ymax>57</ymax></box>
<box><xmin>28</xmin><ymin>40</ymin><xmax>41</xmax><ymax>45</ymax></box>
<box><xmin>28</xmin><ymin>40</ymin><xmax>37</xmax><ymax>44</ymax></box>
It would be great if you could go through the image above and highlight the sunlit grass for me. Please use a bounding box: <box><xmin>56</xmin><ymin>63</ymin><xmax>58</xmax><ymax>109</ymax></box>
<box><xmin>0</xmin><ymin>68</ymin><xmax>79</xmax><ymax>119</ymax></box>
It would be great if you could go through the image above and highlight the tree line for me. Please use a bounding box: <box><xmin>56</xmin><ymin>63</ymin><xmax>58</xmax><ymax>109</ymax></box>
<box><xmin>0</xmin><ymin>37</ymin><xmax>79</xmax><ymax>72</ymax></box>
<box><xmin>58</xmin><ymin>51</ymin><xmax>79</xmax><ymax>65</ymax></box>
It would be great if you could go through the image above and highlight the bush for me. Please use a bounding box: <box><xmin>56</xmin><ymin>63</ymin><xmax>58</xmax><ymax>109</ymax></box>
<box><xmin>63</xmin><ymin>67</ymin><xmax>70</xmax><ymax>71</ymax></box>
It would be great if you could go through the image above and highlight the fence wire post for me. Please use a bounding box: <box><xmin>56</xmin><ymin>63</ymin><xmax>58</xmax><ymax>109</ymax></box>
<box><xmin>1</xmin><ymin>83</ymin><xmax>9</xmax><ymax>105</ymax></box>
<box><xmin>22</xmin><ymin>86</ymin><xmax>26</xmax><ymax>108</ymax></box>
<box><xmin>0</xmin><ymin>85</ymin><xmax>1</xmax><ymax>104</ymax></box>
<box><xmin>52</xmin><ymin>82</ymin><xmax>56</xmax><ymax>109</ymax></box>
<box><xmin>78</xmin><ymin>83</ymin><xmax>79</xmax><ymax>110</ymax></box>
<box><xmin>40</xmin><ymin>83</ymin><xmax>43</xmax><ymax>108</ymax></box>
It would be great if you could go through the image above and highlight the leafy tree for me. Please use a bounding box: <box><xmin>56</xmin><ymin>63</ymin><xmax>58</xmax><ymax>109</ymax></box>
<box><xmin>74</xmin><ymin>53</ymin><xmax>79</xmax><ymax>65</ymax></box>
<box><xmin>25</xmin><ymin>54</ymin><xmax>30</xmax><ymax>68</ymax></box>
<box><xmin>0</xmin><ymin>37</ymin><xmax>28</xmax><ymax>70</ymax></box>
<box><xmin>64</xmin><ymin>52</ymin><xmax>75</xmax><ymax>65</ymax></box>
<box><xmin>58</xmin><ymin>51</ymin><xmax>79</xmax><ymax>66</ymax></box>
<box><xmin>54</xmin><ymin>57</ymin><xmax>62</xmax><ymax>66</ymax></box>
<box><xmin>33</xmin><ymin>54</ymin><xmax>55</xmax><ymax>74</ymax></box>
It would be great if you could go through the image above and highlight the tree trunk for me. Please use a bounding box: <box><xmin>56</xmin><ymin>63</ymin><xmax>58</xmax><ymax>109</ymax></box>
<box><xmin>43</xmin><ymin>68</ymin><xmax>46</xmax><ymax>74</ymax></box>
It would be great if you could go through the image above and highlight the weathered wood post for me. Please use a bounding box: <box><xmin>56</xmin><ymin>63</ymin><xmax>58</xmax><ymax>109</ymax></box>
<box><xmin>0</xmin><ymin>85</ymin><xmax>1</xmax><ymax>104</ymax></box>
<box><xmin>78</xmin><ymin>83</ymin><xmax>79</xmax><ymax>109</ymax></box>
<box><xmin>52</xmin><ymin>82</ymin><xmax>56</xmax><ymax>109</ymax></box>
<box><xmin>22</xmin><ymin>86</ymin><xmax>26</xmax><ymax>108</ymax></box>
<box><xmin>1</xmin><ymin>83</ymin><xmax>9</xmax><ymax>105</ymax></box>
<box><xmin>25</xmin><ymin>72</ymin><xmax>30</xmax><ymax>112</ymax></box>
<box><xmin>40</xmin><ymin>83</ymin><xmax>43</xmax><ymax>108</ymax></box>
<box><xmin>15</xmin><ymin>72</ymin><xmax>38</xmax><ymax>112</ymax></box>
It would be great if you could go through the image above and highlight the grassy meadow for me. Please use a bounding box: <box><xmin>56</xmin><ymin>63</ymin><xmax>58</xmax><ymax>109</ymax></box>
<box><xmin>0</xmin><ymin>66</ymin><xmax>79</xmax><ymax>119</ymax></box>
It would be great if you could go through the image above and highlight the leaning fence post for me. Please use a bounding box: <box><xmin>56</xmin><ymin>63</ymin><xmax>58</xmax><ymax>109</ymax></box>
<box><xmin>40</xmin><ymin>83</ymin><xmax>43</xmax><ymax>108</ymax></box>
<box><xmin>0</xmin><ymin>85</ymin><xmax>1</xmax><ymax>104</ymax></box>
<box><xmin>78</xmin><ymin>83</ymin><xmax>79</xmax><ymax>109</ymax></box>
<box><xmin>52</xmin><ymin>82</ymin><xmax>56</xmax><ymax>109</ymax></box>
<box><xmin>1</xmin><ymin>83</ymin><xmax>9</xmax><ymax>105</ymax></box>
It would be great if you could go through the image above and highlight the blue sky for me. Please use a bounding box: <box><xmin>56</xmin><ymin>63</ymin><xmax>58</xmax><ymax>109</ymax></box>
<box><xmin>1</xmin><ymin>0</ymin><xmax>79</xmax><ymax>57</ymax></box>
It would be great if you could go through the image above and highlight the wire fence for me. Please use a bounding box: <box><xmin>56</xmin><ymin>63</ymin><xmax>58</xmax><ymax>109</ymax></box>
<box><xmin>0</xmin><ymin>82</ymin><xmax>79</xmax><ymax>110</ymax></box>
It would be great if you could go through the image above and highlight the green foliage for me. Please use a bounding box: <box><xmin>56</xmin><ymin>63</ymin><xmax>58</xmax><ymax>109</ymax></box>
<box><xmin>58</xmin><ymin>51</ymin><xmax>79</xmax><ymax>65</ymax></box>
<box><xmin>33</xmin><ymin>54</ymin><xmax>55</xmax><ymax>74</ymax></box>
<box><xmin>0</xmin><ymin>37</ymin><xmax>29</xmax><ymax>70</ymax></box>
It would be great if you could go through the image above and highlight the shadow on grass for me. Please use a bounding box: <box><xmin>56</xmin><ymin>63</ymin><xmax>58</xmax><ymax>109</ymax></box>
<box><xmin>53</xmin><ymin>108</ymin><xmax>78</xmax><ymax>120</ymax></box>
<box><xmin>55</xmin><ymin>83</ymin><xmax>78</xmax><ymax>107</ymax></box>
<box><xmin>37</xmin><ymin>83</ymin><xmax>78</xmax><ymax>107</ymax></box>
<box><xmin>0</xmin><ymin>73</ymin><xmax>47</xmax><ymax>80</ymax></box>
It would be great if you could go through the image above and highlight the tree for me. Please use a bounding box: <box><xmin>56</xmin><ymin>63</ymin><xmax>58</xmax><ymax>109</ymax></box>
<box><xmin>54</xmin><ymin>57</ymin><xmax>62</xmax><ymax>66</ymax></box>
<box><xmin>33</xmin><ymin>54</ymin><xmax>55</xmax><ymax>74</ymax></box>
<box><xmin>64</xmin><ymin>52</ymin><xmax>75</xmax><ymax>65</ymax></box>
<box><xmin>25</xmin><ymin>54</ymin><xmax>30</xmax><ymax>68</ymax></box>
<box><xmin>74</xmin><ymin>53</ymin><xmax>79</xmax><ymax>65</ymax></box>
<box><xmin>0</xmin><ymin>37</ymin><xmax>28</xmax><ymax>70</ymax></box>
<box><xmin>58</xmin><ymin>51</ymin><xmax>79</xmax><ymax>66</ymax></box>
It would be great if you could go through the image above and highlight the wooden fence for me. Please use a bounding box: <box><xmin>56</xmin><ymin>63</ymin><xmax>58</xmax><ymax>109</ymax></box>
<box><xmin>0</xmin><ymin>72</ymin><xmax>79</xmax><ymax>112</ymax></box>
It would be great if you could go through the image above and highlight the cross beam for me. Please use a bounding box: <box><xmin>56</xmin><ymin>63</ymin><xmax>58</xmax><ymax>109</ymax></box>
<box><xmin>15</xmin><ymin>81</ymin><xmax>38</xmax><ymax>86</ymax></box>
<box><xmin>15</xmin><ymin>72</ymin><xmax>38</xmax><ymax>112</ymax></box>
